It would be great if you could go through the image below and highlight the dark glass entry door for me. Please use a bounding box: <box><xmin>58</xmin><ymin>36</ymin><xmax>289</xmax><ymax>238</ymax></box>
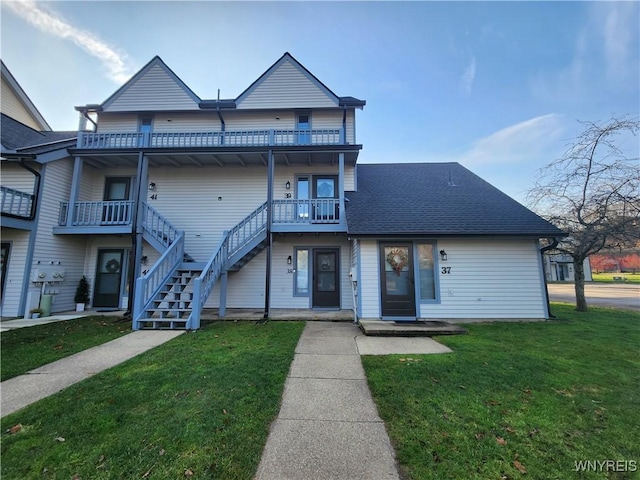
<box><xmin>94</xmin><ymin>249</ymin><xmax>124</xmax><ymax>308</ymax></box>
<box><xmin>103</xmin><ymin>177</ymin><xmax>131</xmax><ymax>224</ymax></box>
<box><xmin>1</xmin><ymin>242</ymin><xmax>9</xmax><ymax>303</ymax></box>
<box><xmin>312</xmin><ymin>248</ymin><xmax>340</xmax><ymax>308</ymax></box>
<box><xmin>380</xmin><ymin>243</ymin><xmax>416</xmax><ymax>317</ymax></box>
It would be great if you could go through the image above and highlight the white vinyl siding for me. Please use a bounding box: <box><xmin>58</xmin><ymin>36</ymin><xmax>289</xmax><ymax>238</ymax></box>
<box><xmin>97</xmin><ymin>114</ymin><xmax>139</xmax><ymax>133</ymax></box>
<box><xmin>103</xmin><ymin>64</ymin><xmax>199</xmax><ymax>112</ymax></box>
<box><xmin>30</xmin><ymin>160</ymin><xmax>89</xmax><ymax>314</ymax></box>
<box><xmin>0</xmin><ymin>162</ymin><xmax>39</xmax><ymax>193</ymax></box>
<box><xmin>207</xmin><ymin>252</ymin><xmax>266</xmax><ymax>309</ymax></box>
<box><xmin>310</xmin><ymin>110</ymin><xmax>342</xmax><ymax>131</ymax></box>
<box><xmin>224</xmin><ymin>111</ymin><xmax>295</xmax><ymax>131</ymax></box>
<box><xmin>144</xmin><ymin>166</ymin><xmax>267</xmax><ymax>261</ymax></box>
<box><xmin>0</xmin><ymin>229</ymin><xmax>29</xmax><ymax>317</ymax></box>
<box><xmin>423</xmin><ymin>239</ymin><xmax>546</xmax><ymax>319</ymax></box>
<box><xmin>358</xmin><ymin>238</ymin><xmax>547</xmax><ymax>321</ymax></box>
<box><xmin>237</xmin><ymin>58</ymin><xmax>337</xmax><ymax>109</ymax></box>
<box><xmin>358</xmin><ymin>240</ymin><xmax>381</xmax><ymax>318</ymax></box>
<box><xmin>151</xmin><ymin>113</ymin><xmax>220</xmax><ymax>132</ymax></box>
<box><xmin>1</xmin><ymin>77</ymin><xmax>43</xmax><ymax>130</ymax></box>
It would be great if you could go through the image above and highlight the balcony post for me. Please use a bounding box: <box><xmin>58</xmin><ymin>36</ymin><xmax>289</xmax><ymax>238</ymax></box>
<box><xmin>219</xmin><ymin>271</ymin><xmax>228</xmax><ymax>318</ymax></box>
<box><xmin>66</xmin><ymin>157</ymin><xmax>83</xmax><ymax>227</ymax></box>
<box><xmin>338</xmin><ymin>152</ymin><xmax>345</xmax><ymax>226</ymax></box>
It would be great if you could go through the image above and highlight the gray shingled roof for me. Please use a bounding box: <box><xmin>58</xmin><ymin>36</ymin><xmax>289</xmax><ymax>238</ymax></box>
<box><xmin>345</xmin><ymin>162</ymin><xmax>563</xmax><ymax>237</ymax></box>
<box><xmin>1</xmin><ymin>114</ymin><xmax>76</xmax><ymax>151</ymax></box>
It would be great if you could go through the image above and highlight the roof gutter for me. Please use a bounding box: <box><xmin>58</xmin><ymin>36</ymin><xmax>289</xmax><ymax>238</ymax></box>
<box><xmin>539</xmin><ymin>237</ymin><xmax>559</xmax><ymax>319</ymax></box>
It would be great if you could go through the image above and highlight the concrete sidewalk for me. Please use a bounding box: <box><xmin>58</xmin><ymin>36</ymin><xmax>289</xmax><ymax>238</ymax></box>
<box><xmin>1</xmin><ymin>330</ymin><xmax>183</xmax><ymax>417</ymax></box>
<box><xmin>256</xmin><ymin>322</ymin><xmax>450</xmax><ymax>480</ymax></box>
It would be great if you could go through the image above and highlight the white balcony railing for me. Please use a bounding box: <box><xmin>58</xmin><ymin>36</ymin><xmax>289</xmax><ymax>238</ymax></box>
<box><xmin>1</xmin><ymin>186</ymin><xmax>34</xmax><ymax>218</ymax></box>
<box><xmin>58</xmin><ymin>201</ymin><xmax>134</xmax><ymax>226</ymax></box>
<box><xmin>272</xmin><ymin>199</ymin><xmax>340</xmax><ymax>224</ymax></box>
<box><xmin>57</xmin><ymin>198</ymin><xmax>339</xmax><ymax>230</ymax></box>
<box><xmin>77</xmin><ymin>129</ymin><xmax>344</xmax><ymax>149</ymax></box>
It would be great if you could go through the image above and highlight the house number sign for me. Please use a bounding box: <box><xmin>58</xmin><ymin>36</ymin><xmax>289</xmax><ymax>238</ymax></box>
<box><xmin>441</xmin><ymin>267</ymin><xmax>451</xmax><ymax>274</ymax></box>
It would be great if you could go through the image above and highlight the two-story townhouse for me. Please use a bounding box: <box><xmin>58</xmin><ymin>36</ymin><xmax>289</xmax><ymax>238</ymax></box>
<box><xmin>1</xmin><ymin>61</ymin><xmax>77</xmax><ymax>318</ymax></box>
<box><xmin>63</xmin><ymin>52</ymin><xmax>364</xmax><ymax>329</ymax></box>
<box><xmin>4</xmin><ymin>52</ymin><xmax>563</xmax><ymax>328</ymax></box>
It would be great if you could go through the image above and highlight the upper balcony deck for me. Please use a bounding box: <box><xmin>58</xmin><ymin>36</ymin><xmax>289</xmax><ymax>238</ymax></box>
<box><xmin>76</xmin><ymin>129</ymin><xmax>345</xmax><ymax>150</ymax></box>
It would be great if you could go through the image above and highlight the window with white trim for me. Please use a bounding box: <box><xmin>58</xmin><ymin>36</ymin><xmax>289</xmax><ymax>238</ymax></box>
<box><xmin>294</xmin><ymin>248</ymin><xmax>309</xmax><ymax>296</ymax></box>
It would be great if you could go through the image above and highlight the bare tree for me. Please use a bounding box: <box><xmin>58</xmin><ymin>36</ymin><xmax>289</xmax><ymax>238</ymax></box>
<box><xmin>528</xmin><ymin>116</ymin><xmax>640</xmax><ymax>311</ymax></box>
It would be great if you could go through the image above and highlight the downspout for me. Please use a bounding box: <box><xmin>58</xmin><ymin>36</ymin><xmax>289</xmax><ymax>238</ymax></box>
<box><xmin>540</xmin><ymin>238</ymin><xmax>559</xmax><ymax>319</ymax></box>
<box><xmin>19</xmin><ymin>159</ymin><xmax>40</xmax><ymax>220</ymax></box>
<box><xmin>342</xmin><ymin>106</ymin><xmax>347</xmax><ymax>144</ymax></box>
<box><xmin>80</xmin><ymin>109</ymin><xmax>97</xmax><ymax>132</ymax></box>
<box><xmin>216</xmin><ymin>91</ymin><xmax>225</xmax><ymax>145</ymax></box>
<box><xmin>263</xmin><ymin>149</ymin><xmax>274</xmax><ymax>320</ymax></box>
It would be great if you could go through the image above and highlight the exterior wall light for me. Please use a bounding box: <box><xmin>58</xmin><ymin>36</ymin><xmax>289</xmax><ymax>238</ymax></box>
<box><xmin>148</xmin><ymin>182</ymin><xmax>156</xmax><ymax>191</ymax></box>
<box><xmin>287</xmin><ymin>255</ymin><xmax>292</xmax><ymax>265</ymax></box>
<box><xmin>439</xmin><ymin>249</ymin><xmax>448</xmax><ymax>261</ymax></box>
<box><xmin>285</xmin><ymin>181</ymin><xmax>291</xmax><ymax>190</ymax></box>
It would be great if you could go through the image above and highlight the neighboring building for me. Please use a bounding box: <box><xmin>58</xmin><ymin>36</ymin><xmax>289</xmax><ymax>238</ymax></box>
<box><xmin>1</xmin><ymin>61</ymin><xmax>77</xmax><ymax>318</ymax></box>
<box><xmin>543</xmin><ymin>254</ymin><xmax>592</xmax><ymax>282</ymax></box>
<box><xmin>1</xmin><ymin>53</ymin><xmax>563</xmax><ymax>327</ymax></box>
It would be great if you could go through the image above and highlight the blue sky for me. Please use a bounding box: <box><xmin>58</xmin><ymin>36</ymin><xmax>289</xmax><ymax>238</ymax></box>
<box><xmin>2</xmin><ymin>1</ymin><xmax>638</xmax><ymax>203</ymax></box>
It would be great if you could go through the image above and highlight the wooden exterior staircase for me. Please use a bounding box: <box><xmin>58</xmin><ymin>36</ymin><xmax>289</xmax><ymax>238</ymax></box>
<box><xmin>133</xmin><ymin>202</ymin><xmax>268</xmax><ymax>330</ymax></box>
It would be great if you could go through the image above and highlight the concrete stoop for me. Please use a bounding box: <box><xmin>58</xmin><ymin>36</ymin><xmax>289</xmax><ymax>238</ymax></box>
<box><xmin>359</xmin><ymin>320</ymin><xmax>467</xmax><ymax>336</ymax></box>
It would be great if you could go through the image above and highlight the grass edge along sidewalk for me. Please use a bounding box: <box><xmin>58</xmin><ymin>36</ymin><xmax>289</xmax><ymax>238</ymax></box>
<box><xmin>1</xmin><ymin>321</ymin><xmax>304</xmax><ymax>480</ymax></box>
<box><xmin>363</xmin><ymin>304</ymin><xmax>640</xmax><ymax>480</ymax></box>
<box><xmin>1</xmin><ymin>315</ymin><xmax>132</xmax><ymax>382</ymax></box>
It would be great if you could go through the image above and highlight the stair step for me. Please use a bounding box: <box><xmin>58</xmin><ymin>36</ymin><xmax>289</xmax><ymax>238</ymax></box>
<box><xmin>137</xmin><ymin>318</ymin><xmax>189</xmax><ymax>330</ymax></box>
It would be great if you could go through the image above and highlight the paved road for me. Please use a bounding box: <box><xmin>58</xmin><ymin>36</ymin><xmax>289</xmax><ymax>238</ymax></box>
<box><xmin>548</xmin><ymin>283</ymin><xmax>639</xmax><ymax>311</ymax></box>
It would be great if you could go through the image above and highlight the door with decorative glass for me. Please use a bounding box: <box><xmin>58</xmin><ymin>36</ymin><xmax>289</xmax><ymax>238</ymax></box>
<box><xmin>93</xmin><ymin>249</ymin><xmax>125</xmax><ymax>308</ymax></box>
<box><xmin>379</xmin><ymin>243</ymin><xmax>416</xmax><ymax>317</ymax></box>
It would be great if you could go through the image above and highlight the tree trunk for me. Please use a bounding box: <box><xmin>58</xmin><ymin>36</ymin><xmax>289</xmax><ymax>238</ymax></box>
<box><xmin>573</xmin><ymin>257</ymin><xmax>588</xmax><ymax>312</ymax></box>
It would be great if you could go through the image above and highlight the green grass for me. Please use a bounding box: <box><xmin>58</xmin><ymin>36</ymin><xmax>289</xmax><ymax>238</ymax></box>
<box><xmin>1</xmin><ymin>321</ymin><xmax>304</xmax><ymax>479</ymax></box>
<box><xmin>363</xmin><ymin>305</ymin><xmax>640</xmax><ymax>480</ymax></box>
<box><xmin>1</xmin><ymin>316</ymin><xmax>131</xmax><ymax>381</ymax></box>
<box><xmin>591</xmin><ymin>272</ymin><xmax>640</xmax><ymax>284</ymax></box>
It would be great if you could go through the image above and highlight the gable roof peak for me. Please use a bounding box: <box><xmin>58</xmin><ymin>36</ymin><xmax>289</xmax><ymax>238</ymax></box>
<box><xmin>99</xmin><ymin>55</ymin><xmax>201</xmax><ymax>110</ymax></box>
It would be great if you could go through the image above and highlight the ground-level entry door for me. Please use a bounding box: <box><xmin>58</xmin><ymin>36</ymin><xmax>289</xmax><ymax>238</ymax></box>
<box><xmin>93</xmin><ymin>249</ymin><xmax>126</xmax><ymax>308</ymax></box>
<box><xmin>312</xmin><ymin>248</ymin><xmax>340</xmax><ymax>308</ymax></box>
<box><xmin>380</xmin><ymin>243</ymin><xmax>416</xmax><ymax>317</ymax></box>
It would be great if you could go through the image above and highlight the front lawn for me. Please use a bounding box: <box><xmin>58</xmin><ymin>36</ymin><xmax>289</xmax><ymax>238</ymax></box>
<box><xmin>363</xmin><ymin>305</ymin><xmax>640</xmax><ymax>480</ymax></box>
<box><xmin>1</xmin><ymin>315</ymin><xmax>131</xmax><ymax>381</ymax></box>
<box><xmin>591</xmin><ymin>272</ymin><xmax>640</xmax><ymax>284</ymax></box>
<box><xmin>1</xmin><ymin>321</ymin><xmax>304</xmax><ymax>480</ymax></box>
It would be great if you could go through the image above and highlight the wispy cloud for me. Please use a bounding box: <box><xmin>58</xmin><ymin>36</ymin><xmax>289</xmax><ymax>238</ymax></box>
<box><xmin>3</xmin><ymin>0</ymin><xmax>132</xmax><ymax>83</ymax></box>
<box><xmin>459</xmin><ymin>56</ymin><xmax>476</xmax><ymax>97</ymax></box>
<box><xmin>596</xmin><ymin>1</ymin><xmax>638</xmax><ymax>85</ymax></box>
<box><xmin>530</xmin><ymin>2</ymin><xmax>639</xmax><ymax>102</ymax></box>
<box><xmin>458</xmin><ymin>114</ymin><xmax>567</xmax><ymax>167</ymax></box>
